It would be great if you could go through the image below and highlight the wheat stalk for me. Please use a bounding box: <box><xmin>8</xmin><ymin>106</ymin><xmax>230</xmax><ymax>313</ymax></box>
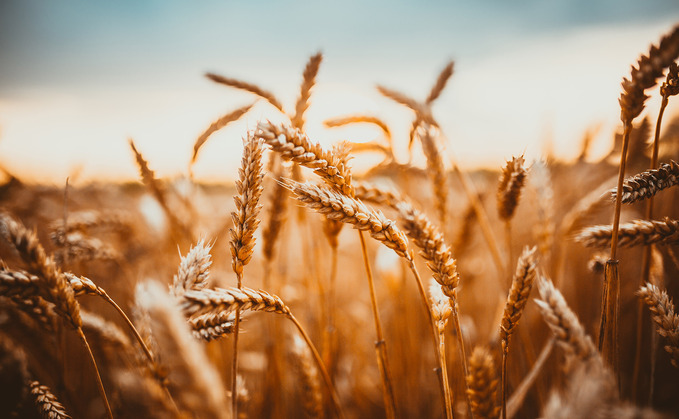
<box><xmin>499</xmin><ymin>246</ymin><xmax>537</xmax><ymax>419</ymax></box>
<box><xmin>129</xmin><ymin>140</ymin><xmax>192</xmax><ymax>242</ymax></box>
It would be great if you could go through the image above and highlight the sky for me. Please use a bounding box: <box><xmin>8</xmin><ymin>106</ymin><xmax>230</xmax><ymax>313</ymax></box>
<box><xmin>1</xmin><ymin>1</ymin><xmax>679</xmax><ymax>183</ymax></box>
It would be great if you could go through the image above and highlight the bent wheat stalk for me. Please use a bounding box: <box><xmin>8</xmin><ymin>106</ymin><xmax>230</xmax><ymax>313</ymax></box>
<box><xmin>229</xmin><ymin>135</ymin><xmax>264</xmax><ymax>419</ymax></box>
<box><xmin>181</xmin><ymin>286</ymin><xmax>346</xmax><ymax>419</ymax></box>
<box><xmin>499</xmin><ymin>247</ymin><xmax>537</xmax><ymax>419</ymax></box>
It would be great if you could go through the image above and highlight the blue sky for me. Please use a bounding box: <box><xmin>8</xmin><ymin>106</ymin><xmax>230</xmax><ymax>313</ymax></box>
<box><xmin>1</xmin><ymin>1</ymin><xmax>679</xmax><ymax>182</ymax></box>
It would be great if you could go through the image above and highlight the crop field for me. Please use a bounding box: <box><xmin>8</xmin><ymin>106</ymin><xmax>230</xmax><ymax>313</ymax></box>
<box><xmin>1</xmin><ymin>23</ymin><xmax>679</xmax><ymax>419</ymax></box>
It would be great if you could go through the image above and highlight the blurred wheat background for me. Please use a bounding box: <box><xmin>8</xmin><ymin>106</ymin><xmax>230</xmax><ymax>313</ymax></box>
<box><xmin>2</xmin><ymin>2</ymin><xmax>679</xmax><ymax>419</ymax></box>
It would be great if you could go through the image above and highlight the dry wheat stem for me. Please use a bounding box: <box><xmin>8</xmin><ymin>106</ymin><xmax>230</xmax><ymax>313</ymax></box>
<box><xmin>205</xmin><ymin>72</ymin><xmax>284</xmax><ymax>112</ymax></box>
<box><xmin>292</xmin><ymin>52</ymin><xmax>323</xmax><ymax>129</ymax></box>
<box><xmin>256</xmin><ymin>121</ymin><xmax>354</xmax><ymax>196</ymax></box>
<box><xmin>466</xmin><ymin>346</ymin><xmax>501</xmax><ymax>419</ymax></box>
<box><xmin>506</xmin><ymin>338</ymin><xmax>555</xmax><ymax>419</ymax></box>
<box><xmin>182</xmin><ymin>283</ymin><xmax>345</xmax><ymax>418</ymax></box>
<box><xmin>633</xmin><ymin>67</ymin><xmax>677</xmax><ymax>400</ymax></box>
<box><xmin>30</xmin><ymin>380</ymin><xmax>72</xmax><ymax>419</ymax></box>
<box><xmin>284</xmin><ymin>180</ymin><xmax>409</xmax><ymax>259</ymax></box>
<box><xmin>500</xmin><ymin>246</ymin><xmax>538</xmax><ymax>419</ymax></box>
<box><xmin>191</xmin><ymin>103</ymin><xmax>254</xmax><ymax>166</ymax></box>
<box><xmin>637</xmin><ymin>283</ymin><xmax>679</xmax><ymax>367</ymax></box>
<box><xmin>358</xmin><ymin>230</ymin><xmax>397</xmax><ymax>419</ymax></box>
<box><xmin>576</xmin><ymin>218</ymin><xmax>679</xmax><ymax>248</ymax></box>
<box><xmin>65</xmin><ymin>272</ymin><xmax>156</xmax><ymax>366</ymax></box>
<box><xmin>451</xmin><ymin>163</ymin><xmax>506</xmax><ymax>277</ymax></box>
<box><xmin>232</xmin><ymin>132</ymin><xmax>265</xmax><ymax>419</ymax></box>
<box><xmin>77</xmin><ymin>327</ymin><xmax>113</xmax><ymax>418</ymax></box>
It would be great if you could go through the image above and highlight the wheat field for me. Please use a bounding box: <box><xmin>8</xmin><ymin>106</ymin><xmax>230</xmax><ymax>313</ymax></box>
<box><xmin>1</xmin><ymin>24</ymin><xmax>679</xmax><ymax>419</ymax></box>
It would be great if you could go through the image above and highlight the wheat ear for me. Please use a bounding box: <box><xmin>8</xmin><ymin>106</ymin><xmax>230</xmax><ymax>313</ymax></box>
<box><xmin>576</xmin><ymin>218</ymin><xmax>679</xmax><ymax>248</ymax></box>
<box><xmin>229</xmin><ymin>135</ymin><xmax>264</xmax><ymax>419</ymax></box>
<box><xmin>284</xmin><ymin>180</ymin><xmax>409</xmax><ymax>258</ymax></box>
<box><xmin>535</xmin><ymin>276</ymin><xmax>600</xmax><ymax>370</ymax></box>
<box><xmin>396</xmin><ymin>200</ymin><xmax>472</xmax><ymax>415</ymax></box>
<box><xmin>65</xmin><ymin>272</ymin><xmax>156</xmax><ymax>366</ymax></box>
<box><xmin>205</xmin><ymin>72</ymin><xmax>284</xmax><ymax>112</ymax></box>
<box><xmin>612</xmin><ymin>160</ymin><xmax>679</xmax><ymax>204</ymax></box>
<box><xmin>180</xmin><ymin>286</ymin><xmax>345</xmax><ymax>419</ymax></box>
<box><xmin>426</xmin><ymin>61</ymin><xmax>455</xmax><ymax>105</ymax></box>
<box><xmin>292</xmin><ymin>52</ymin><xmax>323</xmax><ymax>129</ymax></box>
<box><xmin>466</xmin><ymin>346</ymin><xmax>501</xmax><ymax>419</ymax></box>
<box><xmin>499</xmin><ymin>246</ymin><xmax>538</xmax><ymax>419</ymax></box>
<box><xmin>636</xmin><ymin>283</ymin><xmax>679</xmax><ymax>367</ymax></box>
<box><xmin>255</xmin><ymin>122</ymin><xmax>354</xmax><ymax>197</ymax></box>
<box><xmin>29</xmin><ymin>380</ymin><xmax>72</xmax><ymax>419</ymax></box>
<box><xmin>191</xmin><ymin>103</ymin><xmax>254</xmax><ymax>166</ymax></box>
<box><xmin>430</xmin><ymin>281</ymin><xmax>454</xmax><ymax>419</ymax></box>
<box><xmin>633</xmin><ymin>61</ymin><xmax>679</xmax><ymax>398</ymax></box>
<box><xmin>129</xmin><ymin>139</ymin><xmax>192</xmax><ymax>242</ymax></box>
<box><xmin>608</xmin><ymin>25</ymin><xmax>679</xmax><ymax>376</ymax></box>
<box><xmin>416</xmin><ymin>123</ymin><xmax>448</xmax><ymax>225</ymax></box>
<box><xmin>0</xmin><ymin>213</ymin><xmax>80</xmax><ymax>327</ymax></box>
